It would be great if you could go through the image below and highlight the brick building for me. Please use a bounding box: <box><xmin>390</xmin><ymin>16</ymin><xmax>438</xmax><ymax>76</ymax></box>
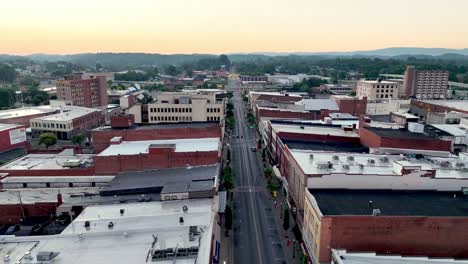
<box><xmin>94</xmin><ymin>138</ymin><xmax>220</xmax><ymax>174</ymax></box>
<box><xmin>0</xmin><ymin>124</ymin><xmax>27</xmax><ymax>153</ymax></box>
<box><xmin>0</xmin><ymin>107</ymin><xmax>58</xmax><ymax>127</ymax></box>
<box><xmin>91</xmin><ymin>122</ymin><xmax>222</xmax><ymax>153</ymax></box>
<box><xmin>30</xmin><ymin>106</ymin><xmax>104</xmax><ymax>140</ymax></box>
<box><xmin>304</xmin><ymin>189</ymin><xmax>468</xmax><ymax>263</ymax></box>
<box><xmin>359</xmin><ymin>123</ymin><xmax>452</xmax><ymax>155</ymax></box>
<box><xmin>403</xmin><ymin>65</ymin><xmax>449</xmax><ymax>99</ymax></box>
<box><xmin>56</xmin><ymin>73</ymin><xmax>108</xmax><ymax>108</ymax></box>
<box><xmin>410</xmin><ymin>100</ymin><xmax>468</xmax><ymax>122</ymax></box>
<box><xmin>240</xmin><ymin>75</ymin><xmax>268</xmax><ymax>84</ymax></box>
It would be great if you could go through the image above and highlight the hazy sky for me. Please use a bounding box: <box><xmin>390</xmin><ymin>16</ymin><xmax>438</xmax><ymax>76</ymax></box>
<box><xmin>1</xmin><ymin>0</ymin><xmax>468</xmax><ymax>55</ymax></box>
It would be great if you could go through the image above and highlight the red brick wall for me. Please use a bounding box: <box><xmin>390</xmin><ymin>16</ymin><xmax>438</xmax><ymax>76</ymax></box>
<box><xmin>335</xmin><ymin>97</ymin><xmax>367</xmax><ymax>116</ymax></box>
<box><xmin>359</xmin><ymin>126</ymin><xmax>451</xmax><ymax>151</ymax></box>
<box><xmin>110</xmin><ymin>115</ymin><xmax>135</xmax><ymax>128</ymax></box>
<box><xmin>0</xmin><ymin>203</ymin><xmax>58</xmax><ymax>225</ymax></box>
<box><xmin>91</xmin><ymin>124</ymin><xmax>222</xmax><ymax>153</ymax></box>
<box><xmin>0</xmin><ymin>126</ymin><xmax>27</xmax><ymax>152</ymax></box>
<box><xmin>319</xmin><ymin>215</ymin><xmax>468</xmax><ymax>262</ymax></box>
<box><xmin>94</xmin><ymin>150</ymin><xmax>219</xmax><ymax>174</ymax></box>
<box><xmin>411</xmin><ymin>100</ymin><xmax>468</xmax><ymax>114</ymax></box>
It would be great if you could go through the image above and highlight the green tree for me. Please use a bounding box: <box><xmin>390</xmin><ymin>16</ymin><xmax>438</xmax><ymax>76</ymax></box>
<box><xmin>39</xmin><ymin>133</ymin><xmax>57</xmax><ymax>149</ymax></box>
<box><xmin>224</xmin><ymin>205</ymin><xmax>233</xmax><ymax>236</ymax></box>
<box><xmin>223</xmin><ymin>166</ymin><xmax>234</xmax><ymax>191</ymax></box>
<box><xmin>0</xmin><ymin>64</ymin><xmax>17</xmax><ymax>82</ymax></box>
<box><xmin>71</xmin><ymin>133</ymin><xmax>87</xmax><ymax>147</ymax></box>
<box><xmin>283</xmin><ymin>208</ymin><xmax>290</xmax><ymax>230</ymax></box>
<box><xmin>164</xmin><ymin>65</ymin><xmax>179</xmax><ymax>76</ymax></box>
<box><xmin>264</xmin><ymin>168</ymin><xmax>273</xmax><ymax>178</ymax></box>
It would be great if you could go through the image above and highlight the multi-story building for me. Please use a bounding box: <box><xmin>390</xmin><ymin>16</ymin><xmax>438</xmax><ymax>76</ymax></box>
<box><xmin>356</xmin><ymin>80</ymin><xmax>400</xmax><ymax>100</ymax></box>
<box><xmin>0</xmin><ymin>106</ymin><xmax>58</xmax><ymax>127</ymax></box>
<box><xmin>30</xmin><ymin>106</ymin><xmax>103</xmax><ymax>140</ymax></box>
<box><xmin>240</xmin><ymin>75</ymin><xmax>268</xmax><ymax>84</ymax></box>
<box><xmin>304</xmin><ymin>189</ymin><xmax>468</xmax><ymax>263</ymax></box>
<box><xmin>0</xmin><ymin>124</ymin><xmax>27</xmax><ymax>153</ymax></box>
<box><xmin>146</xmin><ymin>91</ymin><xmax>225</xmax><ymax>123</ymax></box>
<box><xmin>319</xmin><ymin>84</ymin><xmax>354</xmax><ymax>95</ymax></box>
<box><xmin>56</xmin><ymin>73</ymin><xmax>108</xmax><ymax>108</ymax></box>
<box><xmin>403</xmin><ymin>65</ymin><xmax>449</xmax><ymax>99</ymax></box>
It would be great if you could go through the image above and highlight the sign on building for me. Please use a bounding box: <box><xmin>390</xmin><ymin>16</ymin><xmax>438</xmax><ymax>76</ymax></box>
<box><xmin>9</xmin><ymin>128</ymin><xmax>26</xmax><ymax>145</ymax></box>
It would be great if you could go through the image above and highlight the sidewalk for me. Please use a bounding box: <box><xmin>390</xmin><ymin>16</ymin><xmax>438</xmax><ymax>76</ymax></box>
<box><xmin>220</xmin><ymin>225</ymin><xmax>233</xmax><ymax>264</ymax></box>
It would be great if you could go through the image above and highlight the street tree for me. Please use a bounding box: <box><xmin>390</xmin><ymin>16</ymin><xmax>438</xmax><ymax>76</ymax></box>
<box><xmin>224</xmin><ymin>205</ymin><xmax>233</xmax><ymax>236</ymax></box>
<box><xmin>71</xmin><ymin>133</ymin><xmax>87</xmax><ymax>147</ymax></box>
<box><xmin>39</xmin><ymin>133</ymin><xmax>57</xmax><ymax>149</ymax></box>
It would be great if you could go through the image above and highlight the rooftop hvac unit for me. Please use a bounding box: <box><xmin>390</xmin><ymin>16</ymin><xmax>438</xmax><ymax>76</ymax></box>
<box><xmin>347</xmin><ymin>156</ymin><xmax>354</xmax><ymax>161</ymax></box>
<box><xmin>380</xmin><ymin>157</ymin><xmax>389</xmax><ymax>163</ymax></box>
<box><xmin>332</xmin><ymin>155</ymin><xmax>340</xmax><ymax>161</ymax></box>
<box><xmin>372</xmin><ymin>209</ymin><xmax>381</xmax><ymax>216</ymax></box>
<box><xmin>62</xmin><ymin>159</ymin><xmax>81</xmax><ymax>168</ymax></box>
<box><xmin>359</xmin><ymin>164</ymin><xmax>364</xmax><ymax>170</ymax></box>
<box><xmin>36</xmin><ymin>251</ymin><xmax>59</xmax><ymax>262</ymax></box>
<box><xmin>317</xmin><ymin>162</ymin><xmax>333</xmax><ymax>170</ymax></box>
<box><xmin>440</xmin><ymin>161</ymin><xmax>451</xmax><ymax>168</ymax></box>
<box><xmin>456</xmin><ymin>162</ymin><xmax>465</xmax><ymax>168</ymax></box>
<box><xmin>367</xmin><ymin>159</ymin><xmax>376</xmax><ymax>164</ymax></box>
<box><xmin>342</xmin><ymin>164</ymin><xmax>350</xmax><ymax>170</ymax></box>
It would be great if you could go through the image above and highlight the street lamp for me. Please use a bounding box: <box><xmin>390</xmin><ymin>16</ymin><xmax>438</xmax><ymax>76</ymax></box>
<box><xmin>15</xmin><ymin>91</ymin><xmax>24</xmax><ymax>108</ymax></box>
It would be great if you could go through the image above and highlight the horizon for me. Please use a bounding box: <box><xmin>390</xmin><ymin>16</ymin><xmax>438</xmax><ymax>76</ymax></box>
<box><xmin>3</xmin><ymin>46</ymin><xmax>468</xmax><ymax>57</ymax></box>
<box><xmin>1</xmin><ymin>0</ymin><xmax>468</xmax><ymax>55</ymax></box>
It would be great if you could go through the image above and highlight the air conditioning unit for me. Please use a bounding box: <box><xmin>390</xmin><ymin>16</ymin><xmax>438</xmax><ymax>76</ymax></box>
<box><xmin>317</xmin><ymin>162</ymin><xmax>333</xmax><ymax>170</ymax></box>
<box><xmin>372</xmin><ymin>209</ymin><xmax>381</xmax><ymax>216</ymax></box>
<box><xmin>332</xmin><ymin>155</ymin><xmax>340</xmax><ymax>161</ymax></box>
<box><xmin>342</xmin><ymin>164</ymin><xmax>350</xmax><ymax>170</ymax></box>
<box><xmin>367</xmin><ymin>159</ymin><xmax>375</xmax><ymax>164</ymax></box>
<box><xmin>456</xmin><ymin>162</ymin><xmax>465</xmax><ymax>168</ymax></box>
<box><xmin>347</xmin><ymin>156</ymin><xmax>354</xmax><ymax>161</ymax></box>
<box><xmin>440</xmin><ymin>161</ymin><xmax>451</xmax><ymax>168</ymax></box>
<box><xmin>380</xmin><ymin>157</ymin><xmax>389</xmax><ymax>163</ymax></box>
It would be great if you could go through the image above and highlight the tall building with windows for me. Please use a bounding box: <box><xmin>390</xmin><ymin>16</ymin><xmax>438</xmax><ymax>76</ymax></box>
<box><xmin>56</xmin><ymin>73</ymin><xmax>108</xmax><ymax>108</ymax></box>
<box><xmin>403</xmin><ymin>65</ymin><xmax>449</xmax><ymax>99</ymax></box>
<box><xmin>356</xmin><ymin>80</ymin><xmax>400</xmax><ymax>100</ymax></box>
<box><xmin>145</xmin><ymin>91</ymin><xmax>225</xmax><ymax>123</ymax></box>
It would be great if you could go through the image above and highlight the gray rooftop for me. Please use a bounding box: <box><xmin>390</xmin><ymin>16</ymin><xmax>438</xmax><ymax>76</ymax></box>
<box><xmin>100</xmin><ymin>164</ymin><xmax>219</xmax><ymax>196</ymax></box>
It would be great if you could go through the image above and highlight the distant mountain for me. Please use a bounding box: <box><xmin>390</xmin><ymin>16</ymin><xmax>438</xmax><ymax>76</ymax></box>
<box><xmin>232</xmin><ymin>47</ymin><xmax>468</xmax><ymax>57</ymax></box>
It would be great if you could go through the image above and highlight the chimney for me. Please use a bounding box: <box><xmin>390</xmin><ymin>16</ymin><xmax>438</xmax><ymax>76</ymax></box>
<box><xmin>57</xmin><ymin>192</ymin><xmax>63</xmax><ymax>206</ymax></box>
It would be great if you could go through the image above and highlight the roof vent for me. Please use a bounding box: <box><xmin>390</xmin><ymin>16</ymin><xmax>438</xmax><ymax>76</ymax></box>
<box><xmin>183</xmin><ymin>206</ymin><xmax>188</xmax><ymax>213</ymax></box>
<box><xmin>372</xmin><ymin>209</ymin><xmax>381</xmax><ymax>216</ymax></box>
<box><xmin>309</xmin><ymin>154</ymin><xmax>314</xmax><ymax>160</ymax></box>
<box><xmin>108</xmin><ymin>222</ymin><xmax>114</xmax><ymax>229</ymax></box>
<box><xmin>36</xmin><ymin>251</ymin><xmax>59</xmax><ymax>262</ymax></box>
<box><xmin>347</xmin><ymin>156</ymin><xmax>354</xmax><ymax>161</ymax></box>
<box><xmin>359</xmin><ymin>164</ymin><xmax>364</xmax><ymax>170</ymax></box>
<box><xmin>24</xmin><ymin>251</ymin><xmax>32</xmax><ymax>260</ymax></box>
<box><xmin>300</xmin><ymin>125</ymin><xmax>305</xmax><ymax>129</ymax></box>
<box><xmin>3</xmin><ymin>255</ymin><xmax>10</xmax><ymax>264</ymax></box>
<box><xmin>120</xmin><ymin>209</ymin><xmax>125</xmax><ymax>215</ymax></box>
<box><xmin>84</xmin><ymin>221</ymin><xmax>90</xmax><ymax>228</ymax></box>
<box><xmin>179</xmin><ymin>217</ymin><xmax>184</xmax><ymax>224</ymax></box>
<box><xmin>380</xmin><ymin>157</ymin><xmax>389</xmax><ymax>162</ymax></box>
<box><xmin>342</xmin><ymin>164</ymin><xmax>350</xmax><ymax>170</ymax></box>
<box><xmin>332</xmin><ymin>155</ymin><xmax>340</xmax><ymax>161</ymax></box>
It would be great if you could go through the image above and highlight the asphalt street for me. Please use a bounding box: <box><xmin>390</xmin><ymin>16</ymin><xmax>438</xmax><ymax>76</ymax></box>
<box><xmin>227</xmin><ymin>79</ymin><xmax>288</xmax><ymax>264</ymax></box>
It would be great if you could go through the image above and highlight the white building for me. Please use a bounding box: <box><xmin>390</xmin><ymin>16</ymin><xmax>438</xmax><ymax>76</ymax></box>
<box><xmin>356</xmin><ymin>80</ymin><xmax>400</xmax><ymax>100</ymax></box>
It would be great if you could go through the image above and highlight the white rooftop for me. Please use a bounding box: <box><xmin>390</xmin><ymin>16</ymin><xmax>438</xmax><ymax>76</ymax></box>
<box><xmin>98</xmin><ymin>138</ymin><xmax>220</xmax><ymax>156</ymax></box>
<box><xmin>391</xmin><ymin>111</ymin><xmax>419</xmax><ymax>119</ymax></box>
<box><xmin>0</xmin><ymin>106</ymin><xmax>56</xmax><ymax>120</ymax></box>
<box><xmin>422</xmin><ymin>100</ymin><xmax>468</xmax><ymax>112</ymax></box>
<box><xmin>431</xmin><ymin>124</ymin><xmax>468</xmax><ymax>137</ymax></box>
<box><xmin>290</xmin><ymin>150</ymin><xmax>468</xmax><ymax>178</ymax></box>
<box><xmin>297</xmin><ymin>99</ymin><xmax>339</xmax><ymax>111</ymax></box>
<box><xmin>32</xmin><ymin>106</ymin><xmax>101</xmax><ymax>122</ymax></box>
<box><xmin>271</xmin><ymin>123</ymin><xmax>358</xmax><ymax>138</ymax></box>
<box><xmin>0</xmin><ymin>176</ymin><xmax>114</xmax><ymax>184</ymax></box>
<box><xmin>0</xmin><ymin>199</ymin><xmax>216</xmax><ymax>264</ymax></box>
<box><xmin>0</xmin><ymin>151</ymin><xmax>94</xmax><ymax>170</ymax></box>
<box><xmin>332</xmin><ymin>249</ymin><xmax>468</xmax><ymax>264</ymax></box>
<box><xmin>0</xmin><ymin>123</ymin><xmax>22</xmax><ymax>131</ymax></box>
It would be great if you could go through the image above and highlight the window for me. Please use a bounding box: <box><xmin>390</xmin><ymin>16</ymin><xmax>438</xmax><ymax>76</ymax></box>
<box><xmin>46</xmin><ymin>182</ymin><xmax>51</xmax><ymax>188</ymax></box>
<box><xmin>92</xmin><ymin>182</ymin><xmax>96</xmax><ymax>187</ymax></box>
<box><xmin>23</xmin><ymin>183</ymin><xmax>27</xmax><ymax>188</ymax></box>
<box><xmin>69</xmin><ymin>182</ymin><xmax>74</xmax><ymax>187</ymax></box>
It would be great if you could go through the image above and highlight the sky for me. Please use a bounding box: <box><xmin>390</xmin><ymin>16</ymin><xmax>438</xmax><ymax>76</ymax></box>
<box><xmin>1</xmin><ymin>0</ymin><xmax>468</xmax><ymax>55</ymax></box>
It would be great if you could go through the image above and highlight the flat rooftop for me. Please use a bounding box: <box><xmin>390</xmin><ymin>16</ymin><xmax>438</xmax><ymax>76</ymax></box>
<box><xmin>328</xmin><ymin>113</ymin><xmax>358</xmax><ymax>120</ymax></box>
<box><xmin>32</xmin><ymin>106</ymin><xmax>101</xmax><ymax>122</ymax></box>
<box><xmin>283</xmin><ymin>140</ymin><xmax>368</xmax><ymax>153</ymax></box>
<box><xmin>0</xmin><ymin>123</ymin><xmax>23</xmax><ymax>131</ymax></box>
<box><xmin>391</xmin><ymin>111</ymin><xmax>419</xmax><ymax>119</ymax></box>
<box><xmin>365</xmin><ymin>126</ymin><xmax>436</xmax><ymax>140</ymax></box>
<box><xmin>359</xmin><ymin>80</ymin><xmax>399</xmax><ymax>84</ymax></box>
<box><xmin>310</xmin><ymin>189</ymin><xmax>468</xmax><ymax>217</ymax></box>
<box><xmin>297</xmin><ymin>99</ymin><xmax>340</xmax><ymax>111</ymax></box>
<box><xmin>430</xmin><ymin>124</ymin><xmax>468</xmax><ymax>137</ymax></box>
<box><xmin>0</xmin><ymin>106</ymin><xmax>56</xmax><ymax>120</ymax></box>
<box><xmin>0</xmin><ymin>199</ymin><xmax>215</xmax><ymax>264</ymax></box>
<box><xmin>289</xmin><ymin>150</ymin><xmax>468</xmax><ymax>178</ymax></box>
<box><xmin>332</xmin><ymin>249</ymin><xmax>468</xmax><ymax>264</ymax></box>
<box><xmin>93</xmin><ymin>121</ymin><xmax>219</xmax><ymax>131</ymax></box>
<box><xmin>422</xmin><ymin>100</ymin><xmax>468</xmax><ymax>112</ymax></box>
<box><xmin>0</xmin><ymin>152</ymin><xmax>94</xmax><ymax>171</ymax></box>
<box><xmin>98</xmin><ymin>138</ymin><xmax>220</xmax><ymax>156</ymax></box>
<box><xmin>271</xmin><ymin>122</ymin><xmax>358</xmax><ymax>138</ymax></box>
<box><xmin>100</xmin><ymin>164</ymin><xmax>219</xmax><ymax>196</ymax></box>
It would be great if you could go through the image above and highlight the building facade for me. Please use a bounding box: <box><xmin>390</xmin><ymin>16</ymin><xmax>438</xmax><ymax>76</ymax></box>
<box><xmin>147</xmin><ymin>92</ymin><xmax>225</xmax><ymax>123</ymax></box>
<box><xmin>356</xmin><ymin>80</ymin><xmax>400</xmax><ymax>100</ymax></box>
<box><xmin>403</xmin><ymin>65</ymin><xmax>449</xmax><ymax>99</ymax></box>
<box><xmin>56</xmin><ymin>74</ymin><xmax>108</xmax><ymax>108</ymax></box>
